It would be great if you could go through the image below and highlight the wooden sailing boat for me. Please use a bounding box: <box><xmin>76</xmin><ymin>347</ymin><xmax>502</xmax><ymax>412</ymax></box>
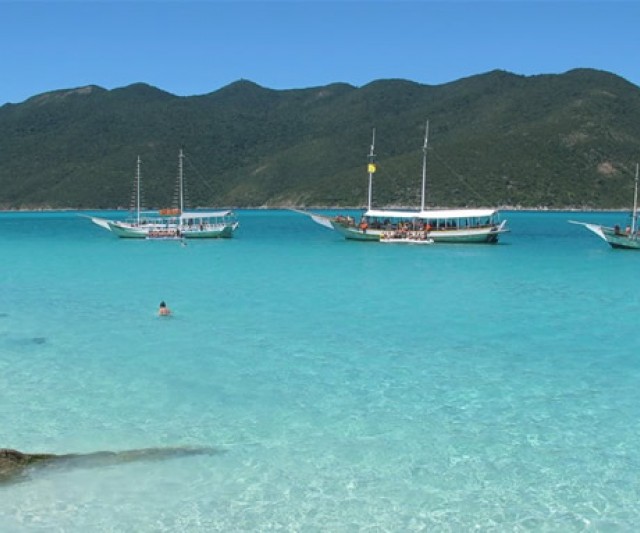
<box><xmin>306</xmin><ymin>123</ymin><xmax>508</xmax><ymax>243</ymax></box>
<box><xmin>91</xmin><ymin>150</ymin><xmax>239</xmax><ymax>239</ymax></box>
<box><xmin>571</xmin><ymin>163</ymin><xmax>640</xmax><ymax>249</ymax></box>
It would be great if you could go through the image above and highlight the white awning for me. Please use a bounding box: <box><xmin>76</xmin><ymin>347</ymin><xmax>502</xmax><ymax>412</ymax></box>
<box><xmin>365</xmin><ymin>208</ymin><xmax>498</xmax><ymax>219</ymax></box>
<box><xmin>180</xmin><ymin>210</ymin><xmax>233</xmax><ymax>219</ymax></box>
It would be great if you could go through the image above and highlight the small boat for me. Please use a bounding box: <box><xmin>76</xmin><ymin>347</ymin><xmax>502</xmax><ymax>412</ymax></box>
<box><xmin>91</xmin><ymin>150</ymin><xmax>239</xmax><ymax>239</ymax></box>
<box><xmin>570</xmin><ymin>163</ymin><xmax>640</xmax><ymax>250</ymax></box>
<box><xmin>303</xmin><ymin>124</ymin><xmax>508</xmax><ymax>244</ymax></box>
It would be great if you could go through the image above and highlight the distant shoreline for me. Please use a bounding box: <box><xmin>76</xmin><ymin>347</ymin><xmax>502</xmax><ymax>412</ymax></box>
<box><xmin>0</xmin><ymin>206</ymin><xmax>633</xmax><ymax>214</ymax></box>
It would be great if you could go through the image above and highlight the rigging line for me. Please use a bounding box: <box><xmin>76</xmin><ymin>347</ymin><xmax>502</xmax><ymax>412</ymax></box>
<box><xmin>183</xmin><ymin>152</ymin><xmax>219</xmax><ymax>197</ymax></box>
<box><xmin>429</xmin><ymin>149</ymin><xmax>495</xmax><ymax>207</ymax></box>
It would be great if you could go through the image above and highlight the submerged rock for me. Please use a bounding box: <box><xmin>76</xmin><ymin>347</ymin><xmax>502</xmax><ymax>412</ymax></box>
<box><xmin>0</xmin><ymin>446</ymin><xmax>218</xmax><ymax>484</ymax></box>
<box><xmin>0</xmin><ymin>449</ymin><xmax>55</xmax><ymax>482</ymax></box>
<box><xmin>4</xmin><ymin>336</ymin><xmax>48</xmax><ymax>347</ymax></box>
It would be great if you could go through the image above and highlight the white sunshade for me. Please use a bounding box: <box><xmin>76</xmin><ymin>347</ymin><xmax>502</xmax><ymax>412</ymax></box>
<box><xmin>365</xmin><ymin>208</ymin><xmax>498</xmax><ymax>219</ymax></box>
<box><xmin>179</xmin><ymin>211</ymin><xmax>233</xmax><ymax>219</ymax></box>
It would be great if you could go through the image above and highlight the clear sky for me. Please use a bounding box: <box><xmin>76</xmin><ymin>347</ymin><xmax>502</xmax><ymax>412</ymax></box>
<box><xmin>1</xmin><ymin>1</ymin><xmax>639</xmax><ymax>105</ymax></box>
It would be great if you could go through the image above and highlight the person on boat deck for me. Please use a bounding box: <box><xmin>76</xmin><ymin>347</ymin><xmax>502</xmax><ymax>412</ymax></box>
<box><xmin>159</xmin><ymin>301</ymin><xmax>171</xmax><ymax>316</ymax></box>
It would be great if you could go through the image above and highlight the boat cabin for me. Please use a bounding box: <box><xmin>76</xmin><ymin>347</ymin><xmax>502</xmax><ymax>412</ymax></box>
<box><xmin>362</xmin><ymin>208</ymin><xmax>500</xmax><ymax>232</ymax></box>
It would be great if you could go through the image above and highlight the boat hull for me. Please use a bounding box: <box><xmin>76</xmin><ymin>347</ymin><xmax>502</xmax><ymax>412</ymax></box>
<box><xmin>601</xmin><ymin>227</ymin><xmax>640</xmax><ymax>249</ymax></box>
<box><xmin>106</xmin><ymin>221</ymin><xmax>238</xmax><ymax>239</ymax></box>
<box><xmin>179</xmin><ymin>223</ymin><xmax>238</xmax><ymax>239</ymax></box>
<box><xmin>331</xmin><ymin>220</ymin><xmax>506</xmax><ymax>244</ymax></box>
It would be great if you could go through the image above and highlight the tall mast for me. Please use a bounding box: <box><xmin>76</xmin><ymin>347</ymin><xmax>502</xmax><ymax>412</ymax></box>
<box><xmin>136</xmin><ymin>155</ymin><xmax>141</xmax><ymax>224</ymax></box>
<box><xmin>178</xmin><ymin>148</ymin><xmax>184</xmax><ymax>214</ymax></box>
<box><xmin>367</xmin><ymin>128</ymin><xmax>376</xmax><ymax>211</ymax></box>
<box><xmin>420</xmin><ymin>120</ymin><xmax>429</xmax><ymax>212</ymax></box>
<box><xmin>632</xmin><ymin>162</ymin><xmax>639</xmax><ymax>236</ymax></box>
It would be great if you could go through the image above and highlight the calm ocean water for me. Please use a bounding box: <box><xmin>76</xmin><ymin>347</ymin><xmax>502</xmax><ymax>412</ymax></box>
<box><xmin>1</xmin><ymin>209</ymin><xmax>639</xmax><ymax>531</ymax></box>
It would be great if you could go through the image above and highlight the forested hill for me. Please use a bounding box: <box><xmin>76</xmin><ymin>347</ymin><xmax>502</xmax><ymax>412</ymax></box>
<box><xmin>1</xmin><ymin>68</ymin><xmax>640</xmax><ymax>210</ymax></box>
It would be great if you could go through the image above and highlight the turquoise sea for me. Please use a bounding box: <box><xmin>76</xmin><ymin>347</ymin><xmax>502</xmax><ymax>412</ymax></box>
<box><xmin>1</xmin><ymin>209</ymin><xmax>640</xmax><ymax>531</ymax></box>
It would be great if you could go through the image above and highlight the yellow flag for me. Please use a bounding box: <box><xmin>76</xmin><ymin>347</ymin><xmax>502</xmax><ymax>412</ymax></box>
<box><xmin>368</xmin><ymin>163</ymin><xmax>377</xmax><ymax>173</ymax></box>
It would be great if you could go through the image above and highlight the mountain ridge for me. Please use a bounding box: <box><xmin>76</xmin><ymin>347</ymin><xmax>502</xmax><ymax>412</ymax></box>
<box><xmin>1</xmin><ymin>68</ymin><xmax>639</xmax><ymax>210</ymax></box>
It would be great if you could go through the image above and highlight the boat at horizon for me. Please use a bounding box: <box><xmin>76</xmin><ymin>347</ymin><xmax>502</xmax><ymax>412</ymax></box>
<box><xmin>301</xmin><ymin>124</ymin><xmax>508</xmax><ymax>244</ymax></box>
<box><xmin>570</xmin><ymin>163</ymin><xmax>640</xmax><ymax>249</ymax></box>
<box><xmin>90</xmin><ymin>150</ymin><xmax>239</xmax><ymax>239</ymax></box>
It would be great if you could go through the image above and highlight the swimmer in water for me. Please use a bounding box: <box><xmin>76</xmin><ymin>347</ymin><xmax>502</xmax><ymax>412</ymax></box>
<box><xmin>158</xmin><ymin>301</ymin><xmax>171</xmax><ymax>316</ymax></box>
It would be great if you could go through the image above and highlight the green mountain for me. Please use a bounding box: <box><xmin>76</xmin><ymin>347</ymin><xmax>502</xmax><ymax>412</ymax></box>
<box><xmin>1</xmin><ymin>69</ymin><xmax>640</xmax><ymax>210</ymax></box>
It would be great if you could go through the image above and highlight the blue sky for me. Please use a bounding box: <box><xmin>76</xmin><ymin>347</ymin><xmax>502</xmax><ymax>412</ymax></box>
<box><xmin>1</xmin><ymin>1</ymin><xmax>639</xmax><ymax>105</ymax></box>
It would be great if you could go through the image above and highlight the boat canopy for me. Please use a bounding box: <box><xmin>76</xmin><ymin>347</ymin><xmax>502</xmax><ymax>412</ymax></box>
<box><xmin>179</xmin><ymin>210</ymin><xmax>234</xmax><ymax>219</ymax></box>
<box><xmin>365</xmin><ymin>208</ymin><xmax>498</xmax><ymax>219</ymax></box>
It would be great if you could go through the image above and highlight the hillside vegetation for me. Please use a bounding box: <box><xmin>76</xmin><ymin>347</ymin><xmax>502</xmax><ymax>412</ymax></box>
<box><xmin>1</xmin><ymin>69</ymin><xmax>640</xmax><ymax>209</ymax></box>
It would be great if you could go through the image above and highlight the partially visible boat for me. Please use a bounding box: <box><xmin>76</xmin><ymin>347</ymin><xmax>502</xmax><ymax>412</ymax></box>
<box><xmin>91</xmin><ymin>150</ymin><xmax>239</xmax><ymax>239</ymax></box>
<box><xmin>106</xmin><ymin>210</ymin><xmax>238</xmax><ymax>239</ymax></box>
<box><xmin>302</xmin><ymin>124</ymin><xmax>508</xmax><ymax>244</ymax></box>
<box><xmin>570</xmin><ymin>163</ymin><xmax>640</xmax><ymax>250</ymax></box>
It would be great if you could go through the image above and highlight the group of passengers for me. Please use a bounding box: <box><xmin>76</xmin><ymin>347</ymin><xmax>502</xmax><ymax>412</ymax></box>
<box><xmin>613</xmin><ymin>224</ymin><xmax>640</xmax><ymax>235</ymax></box>
<box><xmin>336</xmin><ymin>213</ymin><xmax>494</xmax><ymax>233</ymax></box>
<box><xmin>362</xmin><ymin>217</ymin><xmax>494</xmax><ymax>232</ymax></box>
<box><xmin>148</xmin><ymin>229</ymin><xmax>182</xmax><ymax>238</ymax></box>
<box><xmin>359</xmin><ymin>218</ymin><xmax>440</xmax><ymax>232</ymax></box>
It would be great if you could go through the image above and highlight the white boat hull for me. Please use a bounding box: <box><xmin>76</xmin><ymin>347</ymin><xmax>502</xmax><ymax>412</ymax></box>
<box><xmin>107</xmin><ymin>220</ymin><xmax>237</xmax><ymax>239</ymax></box>
<box><xmin>330</xmin><ymin>219</ymin><xmax>507</xmax><ymax>244</ymax></box>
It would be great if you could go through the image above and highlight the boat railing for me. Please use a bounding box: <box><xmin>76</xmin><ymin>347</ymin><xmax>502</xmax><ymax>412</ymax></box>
<box><xmin>433</xmin><ymin>222</ymin><xmax>497</xmax><ymax>231</ymax></box>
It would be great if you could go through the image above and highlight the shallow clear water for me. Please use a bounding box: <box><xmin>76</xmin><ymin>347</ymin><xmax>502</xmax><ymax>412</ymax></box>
<box><xmin>1</xmin><ymin>210</ymin><xmax>639</xmax><ymax>531</ymax></box>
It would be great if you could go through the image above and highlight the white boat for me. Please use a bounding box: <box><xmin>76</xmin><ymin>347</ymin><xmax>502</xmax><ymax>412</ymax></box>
<box><xmin>91</xmin><ymin>150</ymin><xmax>239</xmax><ymax>239</ymax></box>
<box><xmin>570</xmin><ymin>163</ymin><xmax>640</xmax><ymax>250</ymax></box>
<box><xmin>304</xmin><ymin>124</ymin><xmax>508</xmax><ymax>244</ymax></box>
<box><xmin>106</xmin><ymin>210</ymin><xmax>238</xmax><ymax>239</ymax></box>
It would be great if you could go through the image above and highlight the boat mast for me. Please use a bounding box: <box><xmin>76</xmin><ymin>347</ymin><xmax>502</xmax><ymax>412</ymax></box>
<box><xmin>632</xmin><ymin>162</ymin><xmax>639</xmax><ymax>237</ymax></box>
<box><xmin>420</xmin><ymin>120</ymin><xmax>429</xmax><ymax>212</ymax></box>
<box><xmin>367</xmin><ymin>128</ymin><xmax>376</xmax><ymax>211</ymax></box>
<box><xmin>178</xmin><ymin>148</ymin><xmax>184</xmax><ymax>214</ymax></box>
<box><xmin>136</xmin><ymin>155</ymin><xmax>141</xmax><ymax>225</ymax></box>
